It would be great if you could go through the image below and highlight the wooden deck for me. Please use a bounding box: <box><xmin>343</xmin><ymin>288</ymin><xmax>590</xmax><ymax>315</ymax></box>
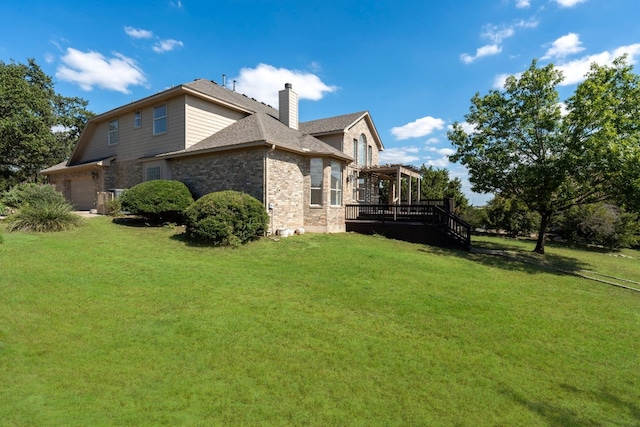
<box><xmin>345</xmin><ymin>203</ymin><xmax>471</xmax><ymax>250</ymax></box>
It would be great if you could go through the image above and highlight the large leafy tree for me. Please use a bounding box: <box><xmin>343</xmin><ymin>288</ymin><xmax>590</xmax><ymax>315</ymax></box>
<box><xmin>0</xmin><ymin>58</ymin><xmax>93</xmax><ymax>190</ymax></box>
<box><xmin>448</xmin><ymin>57</ymin><xmax>640</xmax><ymax>253</ymax></box>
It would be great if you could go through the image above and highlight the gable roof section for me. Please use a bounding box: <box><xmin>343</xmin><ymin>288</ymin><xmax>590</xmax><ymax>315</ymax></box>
<box><xmin>159</xmin><ymin>112</ymin><xmax>352</xmax><ymax>161</ymax></box>
<box><xmin>300</xmin><ymin>111</ymin><xmax>385</xmax><ymax>150</ymax></box>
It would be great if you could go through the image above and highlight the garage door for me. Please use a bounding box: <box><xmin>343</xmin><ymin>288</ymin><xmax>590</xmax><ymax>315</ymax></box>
<box><xmin>70</xmin><ymin>177</ymin><xmax>95</xmax><ymax>210</ymax></box>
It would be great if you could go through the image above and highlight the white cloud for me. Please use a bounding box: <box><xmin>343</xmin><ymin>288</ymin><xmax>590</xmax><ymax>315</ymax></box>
<box><xmin>425</xmin><ymin>155</ymin><xmax>451</xmax><ymax>168</ymax></box>
<box><xmin>427</xmin><ymin>147</ymin><xmax>456</xmax><ymax>156</ymax></box>
<box><xmin>517</xmin><ymin>18</ymin><xmax>539</xmax><ymax>29</ymax></box>
<box><xmin>554</xmin><ymin>0</ymin><xmax>587</xmax><ymax>7</ymax></box>
<box><xmin>425</xmin><ymin>137</ymin><xmax>440</xmax><ymax>145</ymax></box>
<box><xmin>425</xmin><ymin>145</ymin><xmax>455</xmax><ymax>168</ymax></box>
<box><xmin>483</xmin><ymin>25</ymin><xmax>515</xmax><ymax>44</ymax></box>
<box><xmin>493</xmin><ymin>71</ymin><xmax>524</xmax><ymax>89</ymax></box>
<box><xmin>461</xmin><ymin>19</ymin><xmax>537</xmax><ymax>64</ymax></box>
<box><xmin>56</xmin><ymin>48</ymin><xmax>146</xmax><ymax>93</ymax></box>
<box><xmin>391</xmin><ymin>116</ymin><xmax>446</xmax><ymax>140</ymax></box>
<box><xmin>491</xmin><ymin>43</ymin><xmax>640</xmax><ymax>91</ymax></box>
<box><xmin>515</xmin><ymin>0</ymin><xmax>531</xmax><ymax>8</ymax></box>
<box><xmin>542</xmin><ymin>33</ymin><xmax>584</xmax><ymax>59</ymax></box>
<box><xmin>124</xmin><ymin>26</ymin><xmax>153</xmax><ymax>39</ymax></box>
<box><xmin>450</xmin><ymin>122</ymin><xmax>478</xmax><ymax>135</ymax></box>
<box><xmin>152</xmin><ymin>39</ymin><xmax>184</xmax><ymax>53</ymax></box>
<box><xmin>461</xmin><ymin>44</ymin><xmax>502</xmax><ymax>64</ymax></box>
<box><xmin>234</xmin><ymin>63</ymin><xmax>337</xmax><ymax>107</ymax></box>
<box><xmin>378</xmin><ymin>147</ymin><xmax>421</xmax><ymax>165</ymax></box>
<box><xmin>44</xmin><ymin>52</ymin><xmax>55</xmax><ymax>64</ymax></box>
<box><xmin>557</xmin><ymin>44</ymin><xmax>640</xmax><ymax>86</ymax></box>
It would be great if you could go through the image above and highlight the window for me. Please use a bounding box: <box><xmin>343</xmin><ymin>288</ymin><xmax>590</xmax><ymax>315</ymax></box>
<box><xmin>134</xmin><ymin>111</ymin><xmax>141</xmax><ymax>128</ymax></box>
<box><xmin>368</xmin><ymin>145</ymin><xmax>373</xmax><ymax>166</ymax></box>
<box><xmin>153</xmin><ymin>104</ymin><xmax>167</xmax><ymax>134</ymax></box>
<box><xmin>145</xmin><ymin>166</ymin><xmax>161</xmax><ymax>181</ymax></box>
<box><xmin>310</xmin><ymin>158</ymin><xmax>323</xmax><ymax>205</ymax></box>
<box><xmin>353</xmin><ymin>139</ymin><xmax>358</xmax><ymax>164</ymax></box>
<box><xmin>108</xmin><ymin>119</ymin><xmax>118</xmax><ymax>145</ymax></box>
<box><xmin>357</xmin><ymin>177</ymin><xmax>366</xmax><ymax>202</ymax></box>
<box><xmin>358</xmin><ymin>135</ymin><xmax>367</xmax><ymax>166</ymax></box>
<box><xmin>330</xmin><ymin>160</ymin><xmax>342</xmax><ymax>206</ymax></box>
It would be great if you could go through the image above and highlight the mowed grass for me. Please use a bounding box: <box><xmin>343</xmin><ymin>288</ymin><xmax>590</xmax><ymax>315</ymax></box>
<box><xmin>1</xmin><ymin>217</ymin><xmax>639</xmax><ymax>426</ymax></box>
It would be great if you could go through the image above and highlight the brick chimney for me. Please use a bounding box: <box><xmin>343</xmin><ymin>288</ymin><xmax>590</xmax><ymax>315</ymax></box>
<box><xmin>279</xmin><ymin>83</ymin><xmax>298</xmax><ymax>130</ymax></box>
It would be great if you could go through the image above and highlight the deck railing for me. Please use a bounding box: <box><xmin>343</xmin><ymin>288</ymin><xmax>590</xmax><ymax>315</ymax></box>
<box><xmin>345</xmin><ymin>203</ymin><xmax>471</xmax><ymax>250</ymax></box>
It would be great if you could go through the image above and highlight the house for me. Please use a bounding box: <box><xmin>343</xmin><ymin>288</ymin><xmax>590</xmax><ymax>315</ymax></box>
<box><xmin>41</xmin><ymin>79</ymin><xmax>387</xmax><ymax>233</ymax></box>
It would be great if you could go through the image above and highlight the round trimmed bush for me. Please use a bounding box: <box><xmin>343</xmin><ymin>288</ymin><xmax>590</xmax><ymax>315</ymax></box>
<box><xmin>184</xmin><ymin>190</ymin><xmax>268</xmax><ymax>246</ymax></box>
<box><xmin>119</xmin><ymin>180</ymin><xmax>194</xmax><ymax>224</ymax></box>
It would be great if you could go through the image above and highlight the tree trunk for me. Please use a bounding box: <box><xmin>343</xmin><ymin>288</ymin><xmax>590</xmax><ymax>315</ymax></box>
<box><xmin>534</xmin><ymin>211</ymin><xmax>552</xmax><ymax>254</ymax></box>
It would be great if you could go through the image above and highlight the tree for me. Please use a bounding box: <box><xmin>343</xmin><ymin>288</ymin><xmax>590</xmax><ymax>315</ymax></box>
<box><xmin>485</xmin><ymin>195</ymin><xmax>538</xmax><ymax>237</ymax></box>
<box><xmin>418</xmin><ymin>165</ymin><xmax>469</xmax><ymax>214</ymax></box>
<box><xmin>0</xmin><ymin>59</ymin><xmax>93</xmax><ymax>191</ymax></box>
<box><xmin>448</xmin><ymin>57</ymin><xmax>640</xmax><ymax>253</ymax></box>
<box><xmin>552</xmin><ymin>203</ymin><xmax>639</xmax><ymax>250</ymax></box>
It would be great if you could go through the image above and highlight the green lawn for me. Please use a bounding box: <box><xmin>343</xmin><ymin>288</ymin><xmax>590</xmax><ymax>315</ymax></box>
<box><xmin>1</xmin><ymin>217</ymin><xmax>639</xmax><ymax>426</ymax></box>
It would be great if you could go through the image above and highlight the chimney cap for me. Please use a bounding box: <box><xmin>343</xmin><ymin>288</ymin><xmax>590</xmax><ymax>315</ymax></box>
<box><xmin>284</xmin><ymin>83</ymin><xmax>292</xmax><ymax>89</ymax></box>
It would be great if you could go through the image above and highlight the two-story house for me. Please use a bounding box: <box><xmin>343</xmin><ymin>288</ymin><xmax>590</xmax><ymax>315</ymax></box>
<box><xmin>41</xmin><ymin>80</ymin><xmax>385</xmax><ymax>233</ymax></box>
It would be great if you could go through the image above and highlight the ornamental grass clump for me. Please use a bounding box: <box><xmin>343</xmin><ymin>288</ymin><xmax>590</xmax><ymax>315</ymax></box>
<box><xmin>184</xmin><ymin>190</ymin><xmax>268</xmax><ymax>247</ymax></box>
<box><xmin>119</xmin><ymin>180</ymin><xmax>194</xmax><ymax>224</ymax></box>
<box><xmin>7</xmin><ymin>185</ymin><xmax>82</xmax><ymax>232</ymax></box>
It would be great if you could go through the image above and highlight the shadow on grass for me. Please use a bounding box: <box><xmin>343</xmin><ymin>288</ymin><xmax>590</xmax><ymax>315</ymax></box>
<box><xmin>499</xmin><ymin>387</ymin><xmax>593</xmax><ymax>426</ymax></box>
<box><xmin>419</xmin><ymin>239</ymin><xmax>590</xmax><ymax>277</ymax></box>
<box><xmin>112</xmin><ymin>216</ymin><xmax>180</xmax><ymax>228</ymax></box>
<box><xmin>499</xmin><ymin>385</ymin><xmax>639</xmax><ymax>426</ymax></box>
<box><xmin>559</xmin><ymin>384</ymin><xmax>640</xmax><ymax>422</ymax></box>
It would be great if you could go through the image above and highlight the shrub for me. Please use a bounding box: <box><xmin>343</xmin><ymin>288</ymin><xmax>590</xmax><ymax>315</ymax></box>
<box><xmin>485</xmin><ymin>195</ymin><xmax>538</xmax><ymax>237</ymax></box>
<box><xmin>2</xmin><ymin>183</ymin><xmax>64</xmax><ymax>209</ymax></box>
<box><xmin>6</xmin><ymin>199</ymin><xmax>81</xmax><ymax>232</ymax></box>
<box><xmin>184</xmin><ymin>190</ymin><xmax>268</xmax><ymax>246</ymax></box>
<box><xmin>0</xmin><ymin>202</ymin><xmax>8</xmax><ymax>216</ymax></box>
<box><xmin>553</xmin><ymin>203</ymin><xmax>640</xmax><ymax>250</ymax></box>
<box><xmin>105</xmin><ymin>198</ymin><xmax>122</xmax><ymax>216</ymax></box>
<box><xmin>119</xmin><ymin>180</ymin><xmax>194</xmax><ymax>224</ymax></box>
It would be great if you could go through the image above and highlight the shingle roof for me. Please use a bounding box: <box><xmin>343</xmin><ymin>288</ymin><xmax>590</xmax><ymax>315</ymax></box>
<box><xmin>184</xmin><ymin>79</ymin><xmax>279</xmax><ymax>118</ymax></box>
<box><xmin>299</xmin><ymin>111</ymin><xmax>367</xmax><ymax>135</ymax></box>
<box><xmin>160</xmin><ymin>112</ymin><xmax>352</xmax><ymax>161</ymax></box>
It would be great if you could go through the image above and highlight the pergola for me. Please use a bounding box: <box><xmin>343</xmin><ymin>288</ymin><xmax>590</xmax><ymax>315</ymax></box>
<box><xmin>362</xmin><ymin>164</ymin><xmax>422</xmax><ymax>204</ymax></box>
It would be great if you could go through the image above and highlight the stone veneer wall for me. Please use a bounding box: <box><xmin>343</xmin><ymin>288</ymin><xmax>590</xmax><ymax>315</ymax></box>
<box><xmin>266</xmin><ymin>150</ymin><xmax>305</xmax><ymax>231</ymax></box>
<box><xmin>301</xmin><ymin>157</ymin><xmax>346</xmax><ymax>233</ymax></box>
<box><xmin>103</xmin><ymin>159</ymin><xmax>143</xmax><ymax>191</ymax></box>
<box><xmin>169</xmin><ymin>148</ymin><xmax>265</xmax><ymax>200</ymax></box>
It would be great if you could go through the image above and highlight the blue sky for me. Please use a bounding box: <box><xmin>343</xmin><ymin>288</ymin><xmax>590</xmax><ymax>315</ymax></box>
<box><xmin>2</xmin><ymin>0</ymin><xmax>640</xmax><ymax>205</ymax></box>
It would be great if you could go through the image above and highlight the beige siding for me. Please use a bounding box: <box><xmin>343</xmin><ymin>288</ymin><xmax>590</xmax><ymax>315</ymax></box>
<box><xmin>185</xmin><ymin>95</ymin><xmax>246</xmax><ymax>148</ymax></box>
<box><xmin>77</xmin><ymin>96</ymin><xmax>187</xmax><ymax>163</ymax></box>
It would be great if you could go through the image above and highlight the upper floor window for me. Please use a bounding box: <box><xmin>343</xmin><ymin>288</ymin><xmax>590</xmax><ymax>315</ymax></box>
<box><xmin>134</xmin><ymin>111</ymin><xmax>141</xmax><ymax>128</ymax></box>
<box><xmin>368</xmin><ymin>145</ymin><xmax>373</xmax><ymax>166</ymax></box>
<box><xmin>358</xmin><ymin>135</ymin><xmax>367</xmax><ymax>167</ymax></box>
<box><xmin>108</xmin><ymin>119</ymin><xmax>118</xmax><ymax>145</ymax></box>
<box><xmin>330</xmin><ymin>160</ymin><xmax>342</xmax><ymax>206</ymax></box>
<box><xmin>153</xmin><ymin>104</ymin><xmax>167</xmax><ymax>135</ymax></box>
<box><xmin>310</xmin><ymin>158</ymin><xmax>323</xmax><ymax>206</ymax></box>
